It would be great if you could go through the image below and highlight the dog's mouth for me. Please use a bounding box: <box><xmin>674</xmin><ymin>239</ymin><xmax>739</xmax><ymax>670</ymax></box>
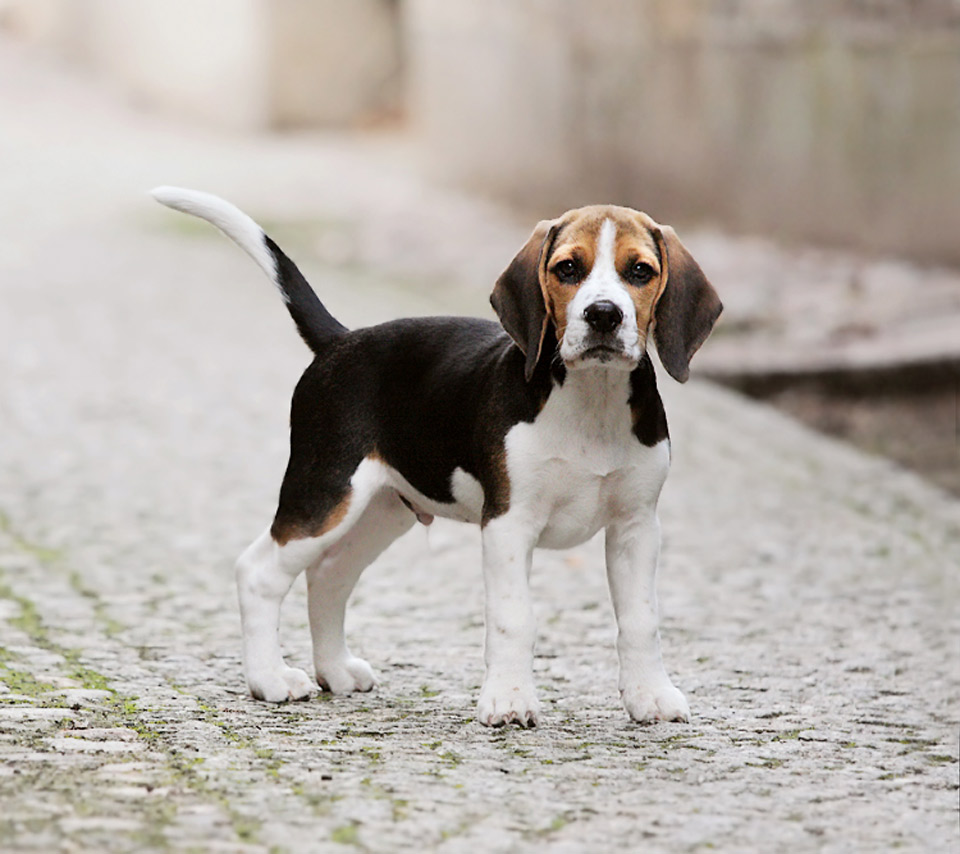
<box><xmin>560</xmin><ymin>331</ymin><xmax>642</xmax><ymax>370</ymax></box>
<box><xmin>576</xmin><ymin>344</ymin><xmax>634</xmax><ymax>365</ymax></box>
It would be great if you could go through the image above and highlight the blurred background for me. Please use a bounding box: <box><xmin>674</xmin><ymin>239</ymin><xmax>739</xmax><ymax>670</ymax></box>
<box><xmin>2</xmin><ymin>0</ymin><xmax>958</xmax><ymax>493</ymax></box>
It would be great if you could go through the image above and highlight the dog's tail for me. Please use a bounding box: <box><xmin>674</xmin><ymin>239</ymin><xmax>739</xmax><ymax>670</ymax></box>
<box><xmin>150</xmin><ymin>186</ymin><xmax>347</xmax><ymax>352</ymax></box>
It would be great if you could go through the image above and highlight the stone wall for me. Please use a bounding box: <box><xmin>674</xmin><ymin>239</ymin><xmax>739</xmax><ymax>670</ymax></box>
<box><xmin>267</xmin><ymin>0</ymin><xmax>403</xmax><ymax>128</ymax></box>
<box><xmin>0</xmin><ymin>0</ymin><xmax>403</xmax><ymax>129</ymax></box>
<box><xmin>406</xmin><ymin>0</ymin><xmax>960</xmax><ymax>264</ymax></box>
<box><xmin>3</xmin><ymin>0</ymin><xmax>958</xmax><ymax>261</ymax></box>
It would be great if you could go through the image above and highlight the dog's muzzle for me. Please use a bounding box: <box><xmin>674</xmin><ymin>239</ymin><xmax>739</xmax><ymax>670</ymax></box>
<box><xmin>571</xmin><ymin>300</ymin><xmax>637</xmax><ymax>365</ymax></box>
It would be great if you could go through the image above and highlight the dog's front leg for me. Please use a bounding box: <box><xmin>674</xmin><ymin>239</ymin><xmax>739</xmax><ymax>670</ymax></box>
<box><xmin>477</xmin><ymin>516</ymin><xmax>539</xmax><ymax>727</ymax></box>
<box><xmin>605</xmin><ymin>514</ymin><xmax>690</xmax><ymax>723</ymax></box>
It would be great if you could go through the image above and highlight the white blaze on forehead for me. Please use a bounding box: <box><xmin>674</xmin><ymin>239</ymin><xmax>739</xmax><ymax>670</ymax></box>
<box><xmin>559</xmin><ymin>216</ymin><xmax>643</xmax><ymax>365</ymax></box>
<box><xmin>573</xmin><ymin>218</ymin><xmax>633</xmax><ymax>315</ymax></box>
<box><xmin>594</xmin><ymin>217</ymin><xmax>618</xmax><ymax>280</ymax></box>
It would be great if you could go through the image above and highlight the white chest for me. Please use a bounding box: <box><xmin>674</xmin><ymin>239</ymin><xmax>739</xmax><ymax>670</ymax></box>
<box><xmin>503</xmin><ymin>370</ymin><xmax>670</xmax><ymax>549</ymax></box>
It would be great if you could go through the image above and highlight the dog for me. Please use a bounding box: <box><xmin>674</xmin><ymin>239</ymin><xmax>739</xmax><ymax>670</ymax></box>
<box><xmin>152</xmin><ymin>187</ymin><xmax>721</xmax><ymax>727</ymax></box>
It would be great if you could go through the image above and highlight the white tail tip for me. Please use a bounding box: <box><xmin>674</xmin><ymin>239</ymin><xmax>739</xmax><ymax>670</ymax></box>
<box><xmin>150</xmin><ymin>185</ymin><xmax>279</xmax><ymax>288</ymax></box>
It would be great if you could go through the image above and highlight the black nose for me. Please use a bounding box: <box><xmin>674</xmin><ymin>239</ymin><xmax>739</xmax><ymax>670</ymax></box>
<box><xmin>583</xmin><ymin>300</ymin><xmax>623</xmax><ymax>334</ymax></box>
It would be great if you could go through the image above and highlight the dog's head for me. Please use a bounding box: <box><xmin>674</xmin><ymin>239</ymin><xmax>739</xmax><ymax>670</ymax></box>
<box><xmin>491</xmin><ymin>206</ymin><xmax>721</xmax><ymax>382</ymax></box>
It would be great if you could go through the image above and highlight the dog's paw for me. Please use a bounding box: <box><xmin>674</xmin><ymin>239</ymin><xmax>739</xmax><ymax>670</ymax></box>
<box><xmin>622</xmin><ymin>679</ymin><xmax>690</xmax><ymax>723</ymax></box>
<box><xmin>248</xmin><ymin>666</ymin><xmax>314</xmax><ymax>703</ymax></box>
<box><xmin>477</xmin><ymin>680</ymin><xmax>540</xmax><ymax>728</ymax></box>
<box><xmin>315</xmin><ymin>656</ymin><xmax>378</xmax><ymax>694</ymax></box>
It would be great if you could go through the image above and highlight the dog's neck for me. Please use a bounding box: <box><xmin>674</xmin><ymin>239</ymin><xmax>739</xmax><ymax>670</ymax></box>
<box><xmin>562</xmin><ymin>363</ymin><xmax>632</xmax><ymax>401</ymax></box>
<box><xmin>547</xmin><ymin>363</ymin><xmax>636</xmax><ymax>438</ymax></box>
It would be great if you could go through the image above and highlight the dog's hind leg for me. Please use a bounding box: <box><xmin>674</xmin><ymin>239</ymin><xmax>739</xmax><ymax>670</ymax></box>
<box><xmin>306</xmin><ymin>489</ymin><xmax>414</xmax><ymax>693</ymax></box>
<box><xmin>236</xmin><ymin>528</ymin><xmax>328</xmax><ymax>702</ymax></box>
<box><xmin>237</xmin><ymin>456</ymin><xmax>409</xmax><ymax>702</ymax></box>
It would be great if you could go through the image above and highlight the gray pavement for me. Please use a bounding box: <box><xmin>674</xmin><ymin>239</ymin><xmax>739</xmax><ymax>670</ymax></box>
<box><xmin>1</xmin><ymin>39</ymin><xmax>958</xmax><ymax>854</ymax></box>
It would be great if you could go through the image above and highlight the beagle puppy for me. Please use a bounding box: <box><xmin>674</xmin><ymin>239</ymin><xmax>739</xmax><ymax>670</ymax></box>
<box><xmin>152</xmin><ymin>187</ymin><xmax>721</xmax><ymax>727</ymax></box>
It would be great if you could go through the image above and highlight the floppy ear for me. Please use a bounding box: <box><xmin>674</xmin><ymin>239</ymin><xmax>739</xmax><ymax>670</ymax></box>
<box><xmin>490</xmin><ymin>219</ymin><xmax>558</xmax><ymax>382</ymax></box>
<box><xmin>652</xmin><ymin>225</ymin><xmax>722</xmax><ymax>383</ymax></box>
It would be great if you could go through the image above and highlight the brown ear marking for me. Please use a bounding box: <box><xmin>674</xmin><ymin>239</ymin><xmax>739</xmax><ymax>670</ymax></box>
<box><xmin>490</xmin><ymin>219</ymin><xmax>559</xmax><ymax>382</ymax></box>
<box><xmin>652</xmin><ymin>225</ymin><xmax>723</xmax><ymax>383</ymax></box>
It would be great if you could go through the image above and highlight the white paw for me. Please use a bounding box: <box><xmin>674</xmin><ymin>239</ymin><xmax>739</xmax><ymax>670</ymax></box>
<box><xmin>247</xmin><ymin>666</ymin><xmax>314</xmax><ymax>703</ymax></box>
<box><xmin>316</xmin><ymin>655</ymin><xmax>378</xmax><ymax>694</ymax></box>
<box><xmin>477</xmin><ymin>679</ymin><xmax>540</xmax><ymax>728</ymax></box>
<box><xmin>622</xmin><ymin>679</ymin><xmax>690</xmax><ymax>723</ymax></box>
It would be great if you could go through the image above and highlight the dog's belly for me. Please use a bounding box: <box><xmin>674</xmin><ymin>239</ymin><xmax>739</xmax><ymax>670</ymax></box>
<box><xmin>370</xmin><ymin>458</ymin><xmax>485</xmax><ymax>525</ymax></box>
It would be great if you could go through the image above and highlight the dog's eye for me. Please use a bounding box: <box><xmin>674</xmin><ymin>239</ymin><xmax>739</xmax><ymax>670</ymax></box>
<box><xmin>554</xmin><ymin>259</ymin><xmax>580</xmax><ymax>284</ymax></box>
<box><xmin>627</xmin><ymin>262</ymin><xmax>656</xmax><ymax>286</ymax></box>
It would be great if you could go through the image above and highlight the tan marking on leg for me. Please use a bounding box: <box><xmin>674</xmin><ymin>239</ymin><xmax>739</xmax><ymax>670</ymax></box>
<box><xmin>271</xmin><ymin>489</ymin><xmax>353</xmax><ymax>546</ymax></box>
<box><xmin>481</xmin><ymin>442</ymin><xmax>512</xmax><ymax>526</ymax></box>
